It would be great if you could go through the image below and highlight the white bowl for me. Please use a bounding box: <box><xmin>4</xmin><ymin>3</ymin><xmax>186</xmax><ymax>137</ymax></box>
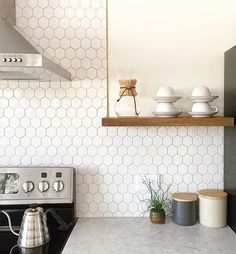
<box><xmin>187</xmin><ymin>111</ymin><xmax>217</xmax><ymax>117</ymax></box>
<box><xmin>187</xmin><ymin>95</ymin><xmax>218</xmax><ymax>103</ymax></box>
<box><xmin>151</xmin><ymin>96</ymin><xmax>182</xmax><ymax>103</ymax></box>
<box><xmin>191</xmin><ymin>103</ymin><xmax>218</xmax><ymax>113</ymax></box>
<box><xmin>191</xmin><ymin>86</ymin><xmax>211</xmax><ymax>97</ymax></box>
<box><xmin>155</xmin><ymin>102</ymin><xmax>177</xmax><ymax>113</ymax></box>
<box><xmin>156</xmin><ymin>86</ymin><xmax>175</xmax><ymax>97</ymax></box>
<box><xmin>153</xmin><ymin>111</ymin><xmax>182</xmax><ymax>118</ymax></box>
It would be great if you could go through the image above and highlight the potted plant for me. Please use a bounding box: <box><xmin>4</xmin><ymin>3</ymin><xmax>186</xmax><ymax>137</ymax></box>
<box><xmin>141</xmin><ymin>175</ymin><xmax>172</xmax><ymax>224</ymax></box>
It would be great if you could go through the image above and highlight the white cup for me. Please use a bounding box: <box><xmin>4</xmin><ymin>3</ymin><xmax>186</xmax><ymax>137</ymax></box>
<box><xmin>191</xmin><ymin>86</ymin><xmax>211</xmax><ymax>97</ymax></box>
<box><xmin>156</xmin><ymin>103</ymin><xmax>177</xmax><ymax>113</ymax></box>
<box><xmin>156</xmin><ymin>86</ymin><xmax>175</xmax><ymax>97</ymax></box>
<box><xmin>192</xmin><ymin>103</ymin><xmax>218</xmax><ymax>113</ymax></box>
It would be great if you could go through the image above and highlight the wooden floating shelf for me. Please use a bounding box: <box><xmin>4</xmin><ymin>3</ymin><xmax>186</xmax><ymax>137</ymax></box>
<box><xmin>102</xmin><ymin>116</ymin><xmax>234</xmax><ymax>127</ymax></box>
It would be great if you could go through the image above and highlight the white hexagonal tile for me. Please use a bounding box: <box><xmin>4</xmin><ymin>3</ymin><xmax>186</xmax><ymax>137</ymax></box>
<box><xmin>10</xmin><ymin>2</ymin><xmax>224</xmax><ymax>218</ymax></box>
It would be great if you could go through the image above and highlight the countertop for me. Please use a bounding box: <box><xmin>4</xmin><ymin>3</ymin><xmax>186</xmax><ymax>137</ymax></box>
<box><xmin>62</xmin><ymin>218</ymin><xmax>236</xmax><ymax>254</ymax></box>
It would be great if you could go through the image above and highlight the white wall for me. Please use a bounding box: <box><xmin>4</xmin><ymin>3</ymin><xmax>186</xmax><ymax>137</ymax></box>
<box><xmin>109</xmin><ymin>0</ymin><xmax>236</xmax><ymax>115</ymax></box>
<box><xmin>0</xmin><ymin>0</ymin><xmax>225</xmax><ymax>217</ymax></box>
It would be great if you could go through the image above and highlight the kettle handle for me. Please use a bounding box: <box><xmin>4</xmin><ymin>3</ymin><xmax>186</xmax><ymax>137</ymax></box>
<box><xmin>1</xmin><ymin>210</ymin><xmax>19</xmax><ymax>236</ymax></box>
<box><xmin>45</xmin><ymin>208</ymin><xmax>73</xmax><ymax>230</ymax></box>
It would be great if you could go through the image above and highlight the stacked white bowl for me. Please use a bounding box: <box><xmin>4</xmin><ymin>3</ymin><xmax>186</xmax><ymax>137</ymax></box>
<box><xmin>151</xmin><ymin>86</ymin><xmax>182</xmax><ymax>117</ymax></box>
<box><xmin>187</xmin><ymin>86</ymin><xmax>219</xmax><ymax>117</ymax></box>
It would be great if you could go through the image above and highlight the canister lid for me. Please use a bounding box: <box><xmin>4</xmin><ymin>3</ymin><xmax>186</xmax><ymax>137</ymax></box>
<box><xmin>198</xmin><ymin>189</ymin><xmax>227</xmax><ymax>200</ymax></box>
<box><xmin>172</xmin><ymin>192</ymin><xmax>198</xmax><ymax>202</ymax></box>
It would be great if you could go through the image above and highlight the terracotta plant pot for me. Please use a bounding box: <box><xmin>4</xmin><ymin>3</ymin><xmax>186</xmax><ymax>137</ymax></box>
<box><xmin>150</xmin><ymin>209</ymin><xmax>166</xmax><ymax>224</ymax></box>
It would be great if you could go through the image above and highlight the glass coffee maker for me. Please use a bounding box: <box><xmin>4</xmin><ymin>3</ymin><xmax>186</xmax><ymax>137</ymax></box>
<box><xmin>114</xmin><ymin>68</ymin><xmax>141</xmax><ymax>117</ymax></box>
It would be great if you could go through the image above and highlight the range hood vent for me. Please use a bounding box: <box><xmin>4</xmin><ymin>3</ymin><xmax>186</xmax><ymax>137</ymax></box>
<box><xmin>0</xmin><ymin>0</ymin><xmax>71</xmax><ymax>81</ymax></box>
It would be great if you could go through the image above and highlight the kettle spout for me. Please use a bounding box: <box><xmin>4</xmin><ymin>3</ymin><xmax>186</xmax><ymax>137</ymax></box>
<box><xmin>1</xmin><ymin>210</ymin><xmax>19</xmax><ymax>236</ymax></box>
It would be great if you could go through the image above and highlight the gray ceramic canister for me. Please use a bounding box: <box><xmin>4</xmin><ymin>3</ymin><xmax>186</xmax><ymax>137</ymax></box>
<box><xmin>172</xmin><ymin>193</ymin><xmax>198</xmax><ymax>226</ymax></box>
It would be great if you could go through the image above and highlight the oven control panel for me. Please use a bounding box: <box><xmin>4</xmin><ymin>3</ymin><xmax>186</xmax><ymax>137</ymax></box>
<box><xmin>0</xmin><ymin>167</ymin><xmax>74</xmax><ymax>205</ymax></box>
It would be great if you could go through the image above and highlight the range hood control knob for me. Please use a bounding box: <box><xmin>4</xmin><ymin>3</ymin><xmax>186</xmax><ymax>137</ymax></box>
<box><xmin>2</xmin><ymin>58</ymin><xmax>7</xmax><ymax>62</ymax></box>
<box><xmin>23</xmin><ymin>181</ymin><xmax>34</xmax><ymax>193</ymax></box>
<box><xmin>53</xmin><ymin>181</ymin><xmax>64</xmax><ymax>192</ymax></box>
<box><xmin>38</xmin><ymin>181</ymin><xmax>49</xmax><ymax>193</ymax></box>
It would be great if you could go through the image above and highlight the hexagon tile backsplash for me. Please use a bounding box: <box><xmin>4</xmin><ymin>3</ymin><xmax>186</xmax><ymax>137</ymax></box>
<box><xmin>0</xmin><ymin>0</ymin><xmax>223</xmax><ymax>217</ymax></box>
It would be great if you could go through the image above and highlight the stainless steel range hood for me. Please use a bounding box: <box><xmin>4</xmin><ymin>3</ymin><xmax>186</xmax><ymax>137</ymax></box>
<box><xmin>0</xmin><ymin>0</ymin><xmax>71</xmax><ymax>81</ymax></box>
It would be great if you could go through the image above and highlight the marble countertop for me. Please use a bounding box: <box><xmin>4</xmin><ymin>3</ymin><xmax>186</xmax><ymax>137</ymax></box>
<box><xmin>62</xmin><ymin>218</ymin><xmax>236</xmax><ymax>254</ymax></box>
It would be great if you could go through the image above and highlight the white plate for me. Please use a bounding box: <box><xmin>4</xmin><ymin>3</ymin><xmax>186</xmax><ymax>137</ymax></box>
<box><xmin>187</xmin><ymin>111</ymin><xmax>217</xmax><ymax>117</ymax></box>
<box><xmin>187</xmin><ymin>96</ymin><xmax>218</xmax><ymax>102</ymax></box>
<box><xmin>151</xmin><ymin>96</ymin><xmax>182</xmax><ymax>103</ymax></box>
<box><xmin>152</xmin><ymin>111</ymin><xmax>182</xmax><ymax>117</ymax></box>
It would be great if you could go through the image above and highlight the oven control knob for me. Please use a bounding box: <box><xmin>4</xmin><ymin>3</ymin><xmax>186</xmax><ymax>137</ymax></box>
<box><xmin>8</xmin><ymin>58</ymin><xmax>12</xmax><ymax>62</ymax></box>
<box><xmin>38</xmin><ymin>181</ymin><xmax>49</xmax><ymax>193</ymax></box>
<box><xmin>13</xmin><ymin>58</ymin><xmax>17</xmax><ymax>62</ymax></box>
<box><xmin>53</xmin><ymin>181</ymin><xmax>64</xmax><ymax>192</ymax></box>
<box><xmin>2</xmin><ymin>58</ymin><xmax>7</xmax><ymax>62</ymax></box>
<box><xmin>23</xmin><ymin>181</ymin><xmax>34</xmax><ymax>193</ymax></box>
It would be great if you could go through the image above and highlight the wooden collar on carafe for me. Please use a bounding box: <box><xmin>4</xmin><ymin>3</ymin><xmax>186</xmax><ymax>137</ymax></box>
<box><xmin>119</xmin><ymin>79</ymin><xmax>137</xmax><ymax>96</ymax></box>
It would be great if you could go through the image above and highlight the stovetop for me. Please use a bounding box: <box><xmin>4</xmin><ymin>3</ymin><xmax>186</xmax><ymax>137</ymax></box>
<box><xmin>0</xmin><ymin>167</ymin><xmax>76</xmax><ymax>254</ymax></box>
<box><xmin>0</xmin><ymin>204</ymin><xmax>77</xmax><ymax>254</ymax></box>
<box><xmin>0</xmin><ymin>219</ymin><xmax>77</xmax><ymax>254</ymax></box>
